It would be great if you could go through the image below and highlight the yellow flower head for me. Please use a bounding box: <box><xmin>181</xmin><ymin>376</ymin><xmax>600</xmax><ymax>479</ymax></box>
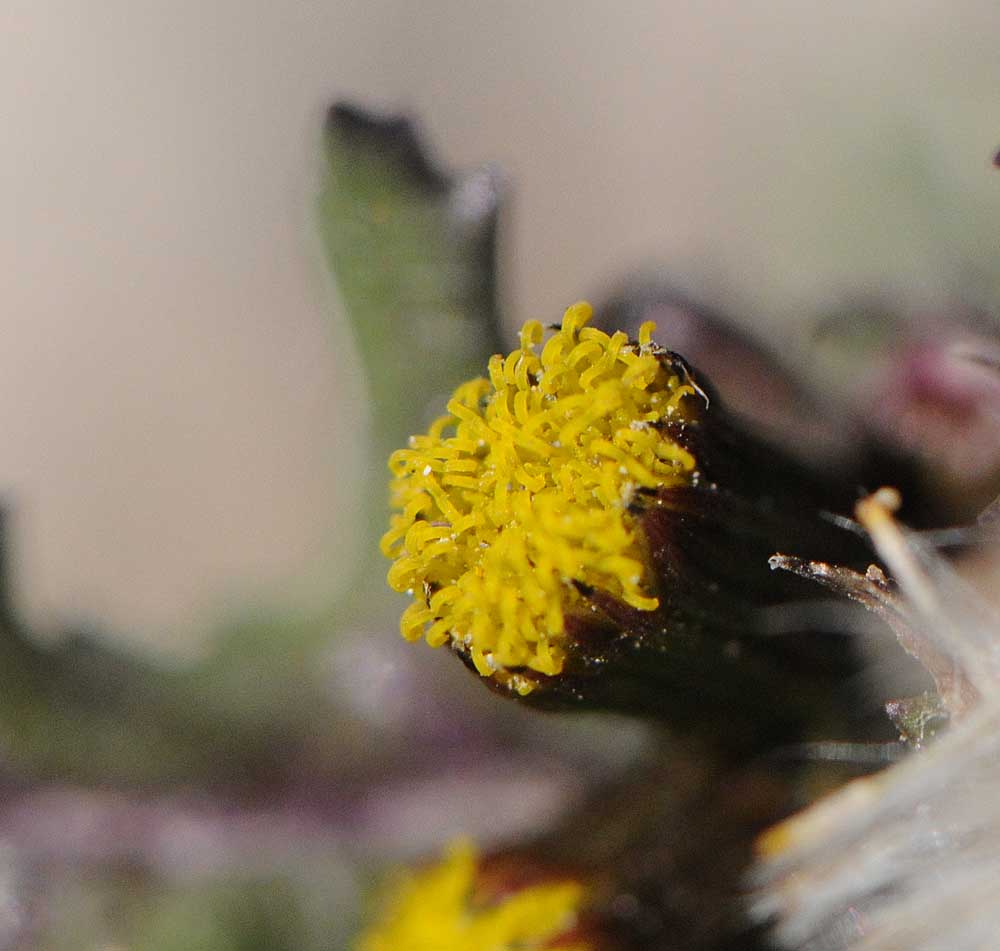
<box><xmin>381</xmin><ymin>301</ymin><xmax>700</xmax><ymax>693</ymax></box>
<box><xmin>355</xmin><ymin>840</ymin><xmax>590</xmax><ymax>951</ymax></box>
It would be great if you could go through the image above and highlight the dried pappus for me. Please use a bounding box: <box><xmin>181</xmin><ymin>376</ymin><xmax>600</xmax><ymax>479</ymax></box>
<box><xmin>753</xmin><ymin>492</ymin><xmax>1000</xmax><ymax>949</ymax></box>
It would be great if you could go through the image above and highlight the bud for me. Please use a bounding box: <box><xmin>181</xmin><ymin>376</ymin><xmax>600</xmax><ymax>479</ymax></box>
<box><xmin>382</xmin><ymin>302</ymin><xmax>875</xmax><ymax>755</ymax></box>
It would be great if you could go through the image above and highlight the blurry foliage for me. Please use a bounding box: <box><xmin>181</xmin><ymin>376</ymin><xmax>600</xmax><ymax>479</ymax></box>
<box><xmin>0</xmin><ymin>103</ymin><xmax>505</xmax><ymax>948</ymax></box>
<box><xmin>318</xmin><ymin>103</ymin><xmax>503</xmax><ymax>459</ymax></box>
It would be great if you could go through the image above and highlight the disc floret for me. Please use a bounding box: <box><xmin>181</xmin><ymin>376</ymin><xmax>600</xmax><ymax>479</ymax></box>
<box><xmin>381</xmin><ymin>302</ymin><xmax>699</xmax><ymax>691</ymax></box>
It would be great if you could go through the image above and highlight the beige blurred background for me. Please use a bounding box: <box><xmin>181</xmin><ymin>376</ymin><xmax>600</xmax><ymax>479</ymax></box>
<box><xmin>3</xmin><ymin>0</ymin><xmax>999</xmax><ymax>656</ymax></box>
